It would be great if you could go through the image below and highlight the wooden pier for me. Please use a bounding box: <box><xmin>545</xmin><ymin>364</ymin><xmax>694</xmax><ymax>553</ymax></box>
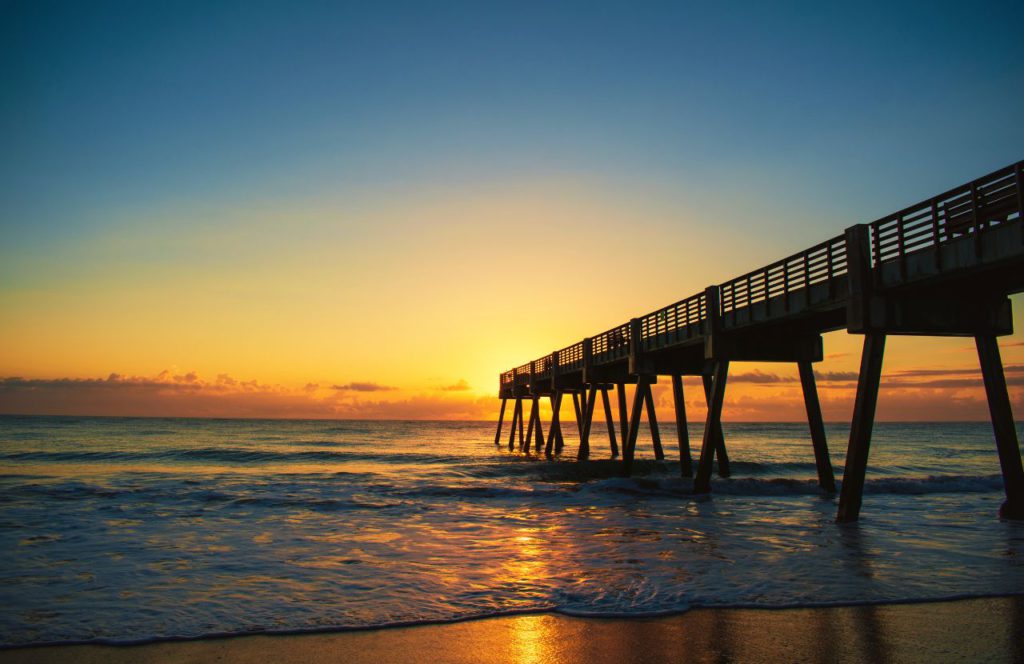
<box><xmin>495</xmin><ymin>161</ymin><xmax>1024</xmax><ymax>522</ymax></box>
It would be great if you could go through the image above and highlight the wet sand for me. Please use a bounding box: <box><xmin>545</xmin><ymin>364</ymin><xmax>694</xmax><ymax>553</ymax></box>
<box><xmin>2</xmin><ymin>596</ymin><xmax>1023</xmax><ymax>663</ymax></box>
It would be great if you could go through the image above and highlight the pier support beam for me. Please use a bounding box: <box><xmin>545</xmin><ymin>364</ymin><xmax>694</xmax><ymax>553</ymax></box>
<box><xmin>577</xmin><ymin>386</ymin><xmax>598</xmax><ymax>460</ymax></box>
<box><xmin>798</xmin><ymin>360</ymin><xmax>836</xmax><ymax>493</ymax></box>
<box><xmin>695</xmin><ymin>360</ymin><xmax>730</xmax><ymax>494</ymax></box>
<box><xmin>836</xmin><ymin>333</ymin><xmax>886</xmax><ymax>523</ymax></box>
<box><xmin>572</xmin><ymin>392</ymin><xmax>584</xmax><ymax>440</ymax></box>
<box><xmin>672</xmin><ymin>375</ymin><xmax>693</xmax><ymax>477</ymax></box>
<box><xmin>702</xmin><ymin>375</ymin><xmax>731</xmax><ymax>477</ymax></box>
<box><xmin>494</xmin><ymin>398</ymin><xmax>507</xmax><ymax>447</ymax></box>
<box><xmin>976</xmin><ymin>335</ymin><xmax>1024</xmax><ymax>519</ymax></box>
<box><xmin>622</xmin><ymin>378</ymin><xmax>651</xmax><ymax>476</ymax></box>
<box><xmin>508</xmin><ymin>398</ymin><xmax>522</xmax><ymax>452</ymax></box>
<box><xmin>617</xmin><ymin>383</ymin><xmax>628</xmax><ymax>446</ymax></box>
<box><xmin>524</xmin><ymin>397</ymin><xmax>537</xmax><ymax>454</ymax></box>
<box><xmin>554</xmin><ymin>407</ymin><xmax>565</xmax><ymax>454</ymax></box>
<box><xmin>643</xmin><ymin>384</ymin><xmax>664</xmax><ymax>460</ymax></box>
<box><xmin>533</xmin><ymin>397</ymin><xmax>545</xmax><ymax>454</ymax></box>
<box><xmin>601</xmin><ymin>387</ymin><xmax>619</xmax><ymax>457</ymax></box>
<box><xmin>545</xmin><ymin>392</ymin><xmax>562</xmax><ymax>458</ymax></box>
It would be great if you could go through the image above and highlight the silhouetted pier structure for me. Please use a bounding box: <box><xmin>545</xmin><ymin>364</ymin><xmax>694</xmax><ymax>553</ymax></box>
<box><xmin>494</xmin><ymin>161</ymin><xmax>1024</xmax><ymax>522</ymax></box>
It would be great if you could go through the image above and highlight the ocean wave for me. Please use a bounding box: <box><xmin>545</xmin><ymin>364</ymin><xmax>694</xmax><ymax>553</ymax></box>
<box><xmin>572</xmin><ymin>473</ymin><xmax>1006</xmax><ymax>497</ymax></box>
<box><xmin>6</xmin><ymin>593</ymin><xmax>1023</xmax><ymax>648</ymax></box>
<box><xmin>0</xmin><ymin>447</ymin><xmax>470</xmax><ymax>465</ymax></box>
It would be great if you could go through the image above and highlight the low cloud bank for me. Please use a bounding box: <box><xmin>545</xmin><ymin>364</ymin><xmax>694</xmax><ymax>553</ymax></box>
<box><xmin>1</xmin><ymin>363</ymin><xmax>1019</xmax><ymax>421</ymax></box>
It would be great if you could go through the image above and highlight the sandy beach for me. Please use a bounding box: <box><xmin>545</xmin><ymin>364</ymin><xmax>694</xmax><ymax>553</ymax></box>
<box><xmin>3</xmin><ymin>596</ymin><xmax>1022</xmax><ymax>664</ymax></box>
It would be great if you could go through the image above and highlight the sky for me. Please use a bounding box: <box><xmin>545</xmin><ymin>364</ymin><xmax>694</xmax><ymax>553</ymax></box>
<box><xmin>1</xmin><ymin>0</ymin><xmax>1023</xmax><ymax>420</ymax></box>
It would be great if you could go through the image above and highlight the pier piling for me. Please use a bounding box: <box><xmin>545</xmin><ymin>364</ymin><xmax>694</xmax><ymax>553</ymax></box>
<box><xmin>601</xmin><ymin>388</ymin><xmax>619</xmax><ymax>456</ymax></box>
<box><xmin>494</xmin><ymin>398</ymin><xmax>506</xmax><ymax>447</ymax></box>
<box><xmin>836</xmin><ymin>333</ymin><xmax>885</xmax><ymax>523</ymax></box>
<box><xmin>798</xmin><ymin>360</ymin><xmax>835</xmax><ymax>493</ymax></box>
<box><xmin>695</xmin><ymin>361</ymin><xmax>730</xmax><ymax>494</ymax></box>
<box><xmin>672</xmin><ymin>375</ymin><xmax>693</xmax><ymax>477</ymax></box>
<box><xmin>976</xmin><ymin>335</ymin><xmax>1024</xmax><ymax>519</ymax></box>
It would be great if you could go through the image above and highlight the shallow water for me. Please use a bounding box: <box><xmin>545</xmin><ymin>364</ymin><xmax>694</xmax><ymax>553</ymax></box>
<box><xmin>1</xmin><ymin>415</ymin><xmax>1022</xmax><ymax>645</ymax></box>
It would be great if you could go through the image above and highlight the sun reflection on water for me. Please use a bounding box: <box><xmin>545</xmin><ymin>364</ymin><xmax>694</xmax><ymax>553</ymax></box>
<box><xmin>508</xmin><ymin>614</ymin><xmax>560</xmax><ymax>664</ymax></box>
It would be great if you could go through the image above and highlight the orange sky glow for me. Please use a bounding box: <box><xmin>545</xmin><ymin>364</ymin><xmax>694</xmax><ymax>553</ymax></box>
<box><xmin>1</xmin><ymin>184</ymin><xmax>1021</xmax><ymax>421</ymax></box>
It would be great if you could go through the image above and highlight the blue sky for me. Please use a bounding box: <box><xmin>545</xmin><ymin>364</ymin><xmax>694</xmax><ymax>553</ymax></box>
<box><xmin>4</xmin><ymin>0</ymin><xmax>1022</xmax><ymax>246</ymax></box>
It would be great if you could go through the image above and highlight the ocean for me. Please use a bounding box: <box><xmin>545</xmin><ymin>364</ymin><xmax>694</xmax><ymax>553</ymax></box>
<box><xmin>1</xmin><ymin>415</ymin><xmax>1022</xmax><ymax>646</ymax></box>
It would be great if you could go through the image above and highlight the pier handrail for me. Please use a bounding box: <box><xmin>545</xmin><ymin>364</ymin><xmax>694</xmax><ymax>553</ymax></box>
<box><xmin>640</xmin><ymin>291</ymin><xmax>707</xmax><ymax>351</ymax></box>
<box><xmin>558</xmin><ymin>341</ymin><xmax>585</xmax><ymax>372</ymax></box>
<box><xmin>869</xmin><ymin>163</ymin><xmax>1021</xmax><ymax>267</ymax></box>
<box><xmin>719</xmin><ymin>234</ymin><xmax>848</xmax><ymax>316</ymax></box>
<box><xmin>502</xmin><ymin>161</ymin><xmax>1023</xmax><ymax>388</ymax></box>
<box><xmin>592</xmin><ymin>322</ymin><xmax>631</xmax><ymax>366</ymax></box>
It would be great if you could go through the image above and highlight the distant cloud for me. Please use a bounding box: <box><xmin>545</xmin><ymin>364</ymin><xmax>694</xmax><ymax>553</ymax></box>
<box><xmin>2</xmin><ymin>358</ymin><xmax>1020</xmax><ymax>422</ymax></box>
<box><xmin>331</xmin><ymin>382</ymin><xmax>397</xmax><ymax>392</ymax></box>
<box><xmin>815</xmin><ymin>371</ymin><xmax>859</xmax><ymax>382</ymax></box>
<box><xmin>727</xmin><ymin>369</ymin><xmax>858</xmax><ymax>384</ymax></box>
<box><xmin>730</xmin><ymin>370</ymin><xmax>793</xmax><ymax>384</ymax></box>
<box><xmin>889</xmin><ymin>365</ymin><xmax>1023</xmax><ymax>378</ymax></box>
<box><xmin>885</xmin><ymin>376</ymin><xmax>1024</xmax><ymax>389</ymax></box>
<box><xmin>0</xmin><ymin>371</ymin><xmax>483</xmax><ymax>420</ymax></box>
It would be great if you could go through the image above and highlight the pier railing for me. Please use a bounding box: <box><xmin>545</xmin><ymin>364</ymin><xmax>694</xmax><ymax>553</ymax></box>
<box><xmin>869</xmin><ymin>163</ymin><xmax>1021</xmax><ymax>267</ymax></box>
<box><xmin>559</xmin><ymin>342</ymin><xmax>585</xmax><ymax>373</ymax></box>
<box><xmin>720</xmin><ymin>234</ymin><xmax>848</xmax><ymax>319</ymax></box>
<box><xmin>640</xmin><ymin>291</ymin><xmax>708</xmax><ymax>352</ymax></box>
<box><xmin>592</xmin><ymin>323</ymin><xmax>631</xmax><ymax>365</ymax></box>
<box><xmin>501</xmin><ymin>161</ymin><xmax>1023</xmax><ymax>390</ymax></box>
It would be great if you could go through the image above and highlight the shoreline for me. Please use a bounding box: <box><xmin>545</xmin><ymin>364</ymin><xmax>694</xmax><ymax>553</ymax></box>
<box><xmin>3</xmin><ymin>596</ymin><xmax>1023</xmax><ymax>663</ymax></box>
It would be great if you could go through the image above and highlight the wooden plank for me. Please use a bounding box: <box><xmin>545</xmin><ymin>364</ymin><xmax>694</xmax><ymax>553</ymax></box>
<box><xmin>601</xmin><ymin>388</ymin><xmax>619</xmax><ymax>457</ymax></box>
<box><xmin>976</xmin><ymin>335</ymin><xmax>1024</xmax><ymax>519</ymax></box>
<box><xmin>798</xmin><ymin>360</ymin><xmax>836</xmax><ymax>493</ymax></box>
<box><xmin>694</xmin><ymin>361</ymin><xmax>730</xmax><ymax>493</ymax></box>
<box><xmin>836</xmin><ymin>333</ymin><xmax>886</xmax><ymax>522</ymax></box>
<box><xmin>672</xmin><ymin>375</ymin><xmax>693</xmax><ymax>477</ymax></box>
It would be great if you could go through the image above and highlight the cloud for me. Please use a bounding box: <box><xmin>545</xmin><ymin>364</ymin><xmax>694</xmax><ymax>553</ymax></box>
<box><xmin>2</xmin><ymin>357</ymin><xmax>1021</xmax><ymax>422</ymax></box>
<box><xmin>888</xmin><ymin>365</ymin><xmax>1023</xmax><ymax>378</ymax></box>
<box><xmin>883</xmin><ymin>376</ymin><xmax>1024</xmax><ymax>389</ymax></box>
<box><xmin>729</xmin><ymin>370</ymin><xmax>793</xmax><ymax>384</ymax></box>
<box><xmin>726</xmin><ymin>369</ymin><xmax>858</xmax><ymax>385</ymax></box>
<box><xmin>814</xmin><ymin>371</ymin><xmax>859</xmax><ymax>382</ymax></box>
<box><xmin>330</xmin><ymin>382</ymin><xmax>396</xmax><ymax>392</ymax></box>
<box><xmin>0</xmin><ymin>371</ymin><xmax>490</xmax><ymax>420</ymax></box>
